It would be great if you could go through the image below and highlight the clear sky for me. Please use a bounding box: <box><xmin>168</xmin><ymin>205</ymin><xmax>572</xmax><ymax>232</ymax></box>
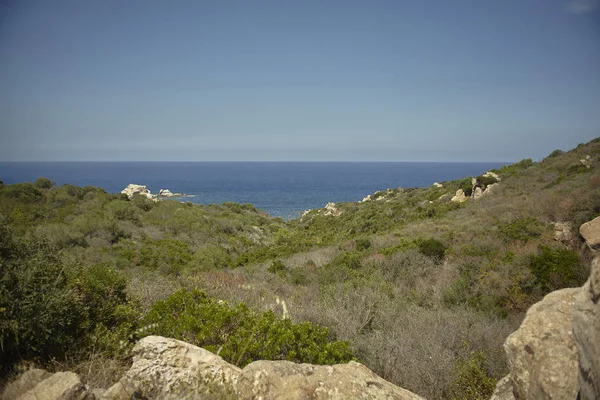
<box><xmin>0</xmin><ymin>0</ymin><xmax>599</xmax><ymax>161</ymax></box>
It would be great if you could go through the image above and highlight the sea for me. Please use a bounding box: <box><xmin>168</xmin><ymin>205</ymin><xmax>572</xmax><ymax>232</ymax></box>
<box><xmin>0</xmin><ymin>162</ymin><xmax>507</xmax><ymax>220</ymax></box>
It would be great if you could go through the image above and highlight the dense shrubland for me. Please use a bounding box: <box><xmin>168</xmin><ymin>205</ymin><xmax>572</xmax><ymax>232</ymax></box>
<box><xmin>1</xmin><ymin>139</ymin><xmax>599</xmax><ymax>399</ymax></box>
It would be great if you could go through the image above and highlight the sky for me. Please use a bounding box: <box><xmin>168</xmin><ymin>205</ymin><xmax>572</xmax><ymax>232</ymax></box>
<box><xmin>0</xmin><ymin>0</ymin><xmax>599</xmax><ymax>162</ymax></box>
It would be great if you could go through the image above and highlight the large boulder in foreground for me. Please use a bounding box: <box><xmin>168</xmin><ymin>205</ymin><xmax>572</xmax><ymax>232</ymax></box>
<box><xmin>580</xmin><ymin>216</ymin><xmax>600</xmax><ymax>252</ymax></box>
<box><xmin>573</xmin><ymin>257</ymin><xmax>600</xmax><ymax>400</ymax></box>
<box><xmin>237</xmin><ymin>360</ymin><xmax>424</xmax><ymax>400</ymax></box>
<box><xmin>504</xmin><ymin>288</ymin><xmax>580</xmax><ymax>399</ymax></box>
<box><xmin>102</xmin><ymin>335</ymin><xmax>423</xmax><ymax>400</ymax></box>
<box><xmin>103</xmin><ymin>335</ymin><xmax>241</xmax><ymax>399</ymax></box>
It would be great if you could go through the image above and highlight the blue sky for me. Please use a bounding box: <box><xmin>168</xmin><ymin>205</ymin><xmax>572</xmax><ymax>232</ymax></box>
<box><xmin>0</xmin><ymin>0</ymin><xmax>599</xmax><ymax>161</ymax></box>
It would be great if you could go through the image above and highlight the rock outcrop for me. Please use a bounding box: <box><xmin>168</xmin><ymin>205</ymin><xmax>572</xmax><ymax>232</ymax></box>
<box><xmin>237</xmin><ymin>360</ymin><xmax>424</xmax><ymax>400</ymax></box>
<box><xmin>322</xmin><ymin>202</ymin><xmax>343</xmax><ymax>217</ymax></box>
<box><xmin>580</xmin><ymin>155</ymin><xmax>593</xmax><ymax>169</ymax></box>
<box><xmin>573</xmin><ymin>257</ymin><xmax>600</xmax><ymax>400</ymax></box>
<box><xmin>3</xmin><ymin>370</ymin><xmax>92</xmax><ymax>400</ymax></box>
<box><xmin>493</xmin><ymin>218</ymin><xmax>600</xmax><ymax>400</ymax></box>
<box><xmin>100</xmin><ymin>336</ymin><xmax>423</xmax><ymax>400</ymax></box>
<box><xmin>552</xmin><ymin>221</ymin><xmax>574</xmax><ymax>243</ymax></box>
<box><xmin>103</xmin><ymin>336</ymin><xmax>240</xmax><ymax>399</ymax></box>
<box><xmin>580</xmin><ymin>216</ymin><xmax>600</xmax><ymax>252</ymax></box>
<box><xmin>503</xmin><ymin>288</ymin><xmax>580</xmax><ymax>399</ymax></box>
<box><xmin>120</xmin><ymin>184</ymin><xmax>183</xmax><ymax>201</ymax></box>
<box><xmin>433</xmin><ymin>182</ymin><xmax>443</xmax><ymax>188</ymax></box>
<box><xmin>451</xmin><ymin>189</ymin><xmax>468</xmax><ymax>203</ymax></box>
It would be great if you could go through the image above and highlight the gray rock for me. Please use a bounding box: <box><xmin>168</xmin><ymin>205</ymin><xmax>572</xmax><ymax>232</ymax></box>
<box><xmin>573</xmin><ymin>256</ymin><xmax>600</xmax><ymax>400</ymax></box>
<box><xmin>580</xmin><ymin>216</ymin><xmax>600</xmax><ymax>252</ymax></box>
<box><xmin>504</xmin><ymin>288</ymin><xmax>580</xmax><ymax>399</ymax></box>
<box><xmin>484</xmin><ymin>182</ymin><xmax>499</xmax><ymax>195</ymax></box>
<box><xmin>473</xmin><ymin>186</ymin><xmax>484</xmax><ymax>200</ymax></box>
<box><xmin>552</xmin><ymin>221</ymin><xmax>574</xmax><ymax>243</ymax></box>
<box><xmin>103</xmin><ymin>335</ymin><xmax>240</xmax><ymax>400</ymax></box>
<box><xmin>1</xmin><ymin>369</ymin><xmax>52</xmax><ymax>400</ymax></box>
<box><xmin>236</xmin><ymin>360</ymin><xmax>425</xmax><ymax>400</ymax></box>
<box><xmin>17</xmin><ymin>371</ymin><xmax>90</xmax><ymax>400</ymax></box>
<box><xmin>490</xmin><ymin>375</ymin><xmax>515</xmax><ymax>400</ymax></box>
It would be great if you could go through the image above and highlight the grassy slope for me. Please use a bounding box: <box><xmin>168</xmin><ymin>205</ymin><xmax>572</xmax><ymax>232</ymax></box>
<box><xmin>1</xmin><ymin>138</ymin><xmax>599</xmax><ymax>399</ymax></box>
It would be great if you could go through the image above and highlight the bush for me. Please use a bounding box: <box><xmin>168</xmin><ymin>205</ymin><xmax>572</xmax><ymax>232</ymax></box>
<box><xmin>144</xmin><ymin>289</ymin><xmax>354</xmax><ymax>367</ymax></box>
<box><xmin>355</xmin><ymin>237</ymin><xmax>371</xmax><ymax>251</ymax></box>
<box><xmin>476</xmin><ymin>175</ymin><xmax>498</xmax><ymax>187</ymax></box>
<box><xmin>449</xmin><ymin>352</ymin><xmax>497</xmax><ymax>400</ymax></box>
<box><xmin>499</xmin><ymin>217</ymin><xmax>546</xmax><ymax>242</ymax></box>
<box><xmin>527</xmin><ymin>246</ymin><xmax>581</xmax><ymax>292</ymax></box>
<box><xmin>546</xmin><ymin>149</ymin><xmax>564</xmax><ymax>158</ymax></box>
<box><xmin>0</xmin><ymin>183</ymin><xmax>43</xmax><ymax>203</ymax></box>
<box><xmin>34</xmin><ymin>177</ymin><xmax>55</xmax><ymax>189</ymax></box>
<box><xmin>0</xmin><ymin>232</ymin><xmax>136</xmax><ymax>374</ymax></box>
<box><xmin>268</xmin><ymin>259</ymin><xmax>286</xmax><ymax>274</ymax></box>
<box><xmin>417</xmin><ymin>238</ymin><xmax>447</xmax><ymax>261</ymax></box>
<box><xmin>458</xmin><ymin>178</ymin><xmax>473</xmax><ymax>196</ymax></box>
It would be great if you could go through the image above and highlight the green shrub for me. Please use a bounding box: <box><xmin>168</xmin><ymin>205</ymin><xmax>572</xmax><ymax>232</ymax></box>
<box><xmin>355</xmin><ymin>237</ymin><xmax>371</xmax><ymax>251</ymax></box>
<box><xmin>449</xmin><ymin>352</ymin><xmax>497</xmax><ymax>400</ymax></box>
<box><xmin>499</xmin><ymin>217</ymin><xmax>547</xmax><ymax>242</ymax></box>
<box><xmin>144</xmin><ymin>289</ymin><xmax>354</xmax><ymax>367</ymax></box>
<box><xmin>476</xmin><ymin>175</ymin><xmax>498</xmax><ymax>187</ymax></box>
<box><xmin>0</xmin><ymin>183</ymin><xmax>43</xmax><ymax>203</ymax></box>
<box><xmin>417</xmin><ymin>238</ymin><xmax>447</xmax><ymax>261</ymax></box>
<box><xmin>34</xmin><ymin>177</ymin><xmax>55</xmax><ymax>189</ymax></box>
<box><xmin>546</xmin><ymin>149</ymin><xmax>564</xmax><ymax>158</ymax></box>
<box><xmin>0</xmin><ymin>232</ymin><xmax>136</xmax><ymax>373</ymax></box>
<box><xmin>268</xmin><ymin>259</ymin><xmax>286</xmax><ymax>274</ymax></box>
<box><xmin>527</xmin><ymin>246</ymin><xmax>581</xmax><ymax>292</ymax></box>
<box><xmin>458</xmin><ymin>178</ymin><xmax>473</xmax><ymax>196</ymax></box>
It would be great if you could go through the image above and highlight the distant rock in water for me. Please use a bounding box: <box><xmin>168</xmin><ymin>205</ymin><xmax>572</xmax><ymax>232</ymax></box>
<box><xmin>121</xmin><ymin>184</ymin><xmax>183</xmax><ymax>201</ymax></box>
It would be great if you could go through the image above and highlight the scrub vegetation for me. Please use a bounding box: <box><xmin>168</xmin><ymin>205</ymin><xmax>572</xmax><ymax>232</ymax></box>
<box><xmin>1</xmin><ymin>138</ymin><xmax>599</xmax><ymax>399</ymax></box>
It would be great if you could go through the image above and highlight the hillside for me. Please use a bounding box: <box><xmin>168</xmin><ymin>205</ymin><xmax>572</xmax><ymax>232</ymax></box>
<box><xmin>1</xmin><ymin>139</ymin><xmax>599</xmax><ymax>399</ymax></box>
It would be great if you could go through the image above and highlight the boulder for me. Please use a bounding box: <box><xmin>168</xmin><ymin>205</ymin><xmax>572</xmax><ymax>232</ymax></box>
<box><xmin>580</xmin><ymin>216</ymin><xmax>600</xmax><ymax>252</ymax></box>
<box><xmin>451</xmin><ymin>189</ymin><xmax>468</xmax><ymax>203</ymax></box>
<box><xmin>361</xmin><ymin>194</ymin><xmax>374</xmax><ymax>203</ymax></box>
<box><xmin>490</xmin><ymin>375</ymin><xmax>515</xmax><ymax>400</ymax></box>
<box><xmin>580</xmin><ymin>155</ymin><xmax>593</xmax><ymax>169</ymax></box>
<box><xmin>158</xmin><ymin>189</ymin><xmax>174</xmax><ymax>197</ymax></box>
<box><xmin>16</xmin><ymin>371</ymin><xmax>90</xmax><ymax>400</ymax></box>
<box><xmin>484</xmin><ymin>182</ymin><xmax>499</xmax><ymax>195</ymax></box>
<box><xmin>433</xmin><ymin>182</ymin><xmax>443</xmax><ymax>188</ymax></box>
<box><xmin>504</xmin><ymin>288</ymin><xmax>580</xmax><ymax>399</ymax></box>
<box><xmin>573</xmin><ymin>256</ymin><xmax>600</xmax><ymax>400</ymax></box>
<box><xmin>552</xmin><ymin>222</ymin><xmax>574</xmax><ymax>243</ymax></box>
<box><xmin>103</xmin><ymin>336</ymin><xmax>240</xmax><ymax>400</ymax></box>
<box><xmin>473</xmin><ymin>186</ymin><xmax>484</xmax><ymax>200</ymax></box>
<box><xmin>483</xmin><ymin>171</ymin><xmax>501</xmax><ymax>181</ymax></box>
<box><xmin>1</xmin><ymin>369</ymin><xmax>51</xmax><ymax>400</ymax></box>
<box><xmin>236</xmin><ymin>360</ymin><xmax>425</xmax><ymax>400</ymax></box>
<box><xmin>120</xmin><ymin>184</ymin><xmax>155</xmax><ymax>200</ymax></box>
<box><xmin>322</xmin><ymin>202</ymin><xmax>343</xmax><ymax>217</ymax></box>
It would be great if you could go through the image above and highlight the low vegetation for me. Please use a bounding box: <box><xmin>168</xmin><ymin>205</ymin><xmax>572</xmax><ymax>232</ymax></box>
<box><xmin>1</xmin><ymin>139</ymin><xmax>599</xmax><ymax>398</ymax></box>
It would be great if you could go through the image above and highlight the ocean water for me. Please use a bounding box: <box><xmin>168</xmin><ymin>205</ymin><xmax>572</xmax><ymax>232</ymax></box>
<box><xmin>0</xmin><ymin>162</ymin><xmax>507</xmax><ymax>219</ymax></box>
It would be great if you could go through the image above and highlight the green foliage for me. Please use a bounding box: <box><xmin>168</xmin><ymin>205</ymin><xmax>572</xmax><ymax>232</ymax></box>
<box><xmin>268</xmin><ymin>259</ymin><xmax>286</xmax><ymax>274</ymax></box>
<box><xmin>546</xmin><ymin>149</ymin><xmax>564</xmax><ymax>158</ymax></box>
<box><xmin>449</xmin><ymin>352</ymin><xmax>497</xmax><ymax>400</ymax></box>
<box><xmin>498</xmin><ymin>217</ymin><xmax>547</xmax><ymax>242</ymax></box>
<box><xmin>417</xmin><ymin>238</ymin><xmax>447</xmax><ymax>261</ymax></box>
<box><xmin>34</xmin><ymin>177</ymin><xmax>55</xmax><ymax>189</ymax></box>
<box><xmin>0</xmin><ymin>183</ymin><xmax>43</xmax><ymax>203</ymax></box>
<box><xmin>355</xmin><ymin>237</ymin><xmax>371</xmax><ymax>251</ymax></box>
<box><xmin>527</xmin><ymin>246</ymin><xmax>581</xmax><ymax>292</ymax></box>
<box><xmin>475</xmin><ymin>175</ymin><xmax>498</xmax><ymax>187</ymax></box>
<box><xmin>0</xmin><ymin>230</ymin><xmax>136</xmax><ymax>373</ymax></box>
<box><xmin>458</xmin><ymin>177</ymin><xmax>473</xmax><ymax>196</ymax></box>
<box><xmin>144</xmin><ymin>289</ymin><xmax>354</xmax><ymax>367</ymax></box>
<box><xmin>119</xmin><ymin>238</ymin><xmax>193</xmax><ymax>275</ymax></box>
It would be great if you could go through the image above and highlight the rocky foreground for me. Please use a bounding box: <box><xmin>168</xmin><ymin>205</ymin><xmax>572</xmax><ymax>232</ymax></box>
<box><xmin>3</xmin><ymin>217</ymin><xmax>600</xmax><ymax>400</ymax></box>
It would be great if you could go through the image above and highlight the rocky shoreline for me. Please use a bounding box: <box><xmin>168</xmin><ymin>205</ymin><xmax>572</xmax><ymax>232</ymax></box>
<box><xmin>120</xmin><ymin>184</ymin><xmax>184</xmax><ymax>201</ymax></box>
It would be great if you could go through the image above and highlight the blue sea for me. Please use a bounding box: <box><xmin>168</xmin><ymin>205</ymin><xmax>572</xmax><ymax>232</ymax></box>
<box><xmin>0</xmin><ymin>162</ymin><xmax>507</xmax><ymax>220</ymax></box>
